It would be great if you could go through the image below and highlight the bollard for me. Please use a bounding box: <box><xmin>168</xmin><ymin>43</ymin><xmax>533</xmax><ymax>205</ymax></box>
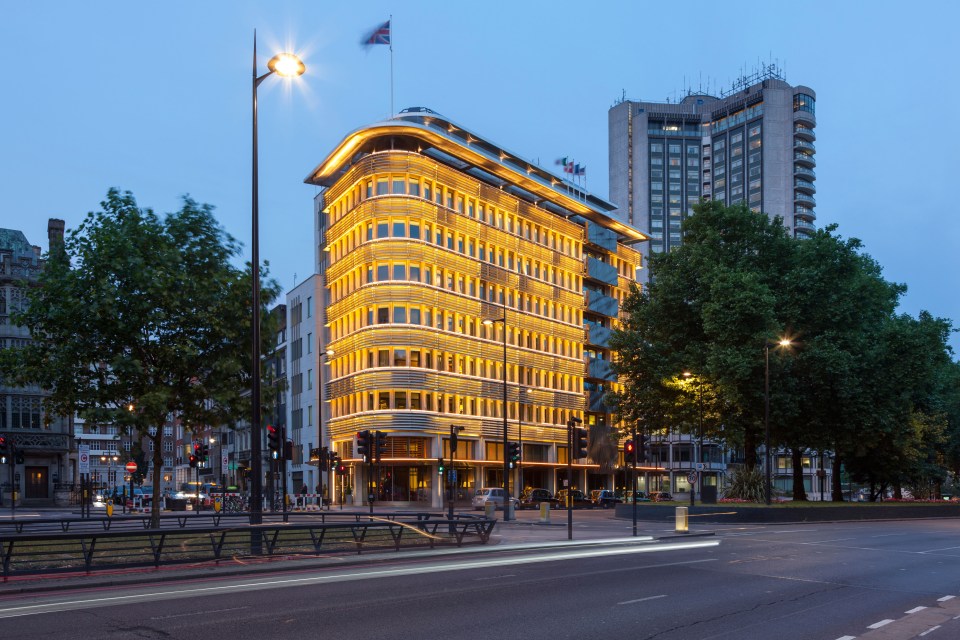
<box><xmin>214</xmin><ymin>498</ymin><xmax>222</xmax><ymax>513</ymax></box>
<box><xmin>106</xmin><ymin>500</ymin><xmax>114</xmax><ymax>518</ymax></box>
<box><xmin>539</xmin><ymin>501</ymin><xmax>550</xmax><ymax>524</ymax></box>
<box><xmin>484</xmin><ymin>501</ymin><xmax>496</xmax><ymax>519</ymax></box>
<box><xmin>675</xmin><ymin>506</ymin><xmax>688</xmax><ymax>533</ymax></box>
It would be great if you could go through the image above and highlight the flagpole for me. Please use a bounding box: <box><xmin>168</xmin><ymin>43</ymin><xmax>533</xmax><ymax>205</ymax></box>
<box><xmin>389</xmin><ymin>14</ymin><xmax>394</xmax><ymax>116</ymax></box>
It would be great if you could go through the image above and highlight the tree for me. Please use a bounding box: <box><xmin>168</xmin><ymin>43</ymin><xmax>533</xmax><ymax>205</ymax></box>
<box><xmin>612</xmin><ymin>201</ymin><xmax>794</xmax><ymax>471</ymax></box>
<box><xmin>0</xmin><ymin>189</ymin><xmax>280</xmax><ymax>526</ymax></box>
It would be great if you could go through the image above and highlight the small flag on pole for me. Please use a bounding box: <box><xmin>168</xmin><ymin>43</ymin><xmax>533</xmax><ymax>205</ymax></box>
<box><xmin>362</xmin><ymin>20</ymin><xmax>391</xmax><ymax>47</ymax></box>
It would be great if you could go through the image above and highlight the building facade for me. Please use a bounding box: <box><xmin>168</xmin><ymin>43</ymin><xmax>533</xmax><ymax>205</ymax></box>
<box><xmin>0</xmin><ymin>220</ymin><xmax>72</xmax><ymax>505</ymax></box>
<box><xmin>304</xmin><ymin>107</ymin><xmax>645</xmax><ymax>508</ymax></box>
<box><xmin>609</xmin><ymin>66</ymin><xmax>816</xmax><ymax>277</ymax></box>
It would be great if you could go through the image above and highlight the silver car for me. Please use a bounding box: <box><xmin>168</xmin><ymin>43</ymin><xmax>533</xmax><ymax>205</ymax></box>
<box><xmin>471</xmin><ymin>487</ymin><xmax>519</xmax><ymax>511</ymax></box>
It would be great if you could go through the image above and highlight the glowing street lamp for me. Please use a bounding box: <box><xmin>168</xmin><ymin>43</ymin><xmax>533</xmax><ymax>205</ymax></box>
<box><xmin>764</xmin><ymin>338</ymin><xmax>793</xmax><ymax>505</ymax></box>
<box><xmin>250</xmin><ymin>33</ymin><xmax>305</xmax><ymax>526</ymax></box>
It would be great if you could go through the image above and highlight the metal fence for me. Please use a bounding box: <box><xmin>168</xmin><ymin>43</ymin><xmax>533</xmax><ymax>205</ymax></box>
<box><xmin>0</xmin><ymin>512</ymin><xmax>496</xmax><ymax>579</ymax></box>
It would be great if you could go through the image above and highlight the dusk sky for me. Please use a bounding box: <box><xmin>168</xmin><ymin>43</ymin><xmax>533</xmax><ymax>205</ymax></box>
<box><xmin>2</xmin><ymin>1</ymin><xmax>957</xmax><ymax>353</ymax></box>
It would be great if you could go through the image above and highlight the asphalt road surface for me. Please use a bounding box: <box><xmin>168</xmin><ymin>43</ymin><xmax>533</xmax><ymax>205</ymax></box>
<box><xmin>1</xmin><ymin>517</ymin><xmax>959</xmax><ymax>639</ymax></box>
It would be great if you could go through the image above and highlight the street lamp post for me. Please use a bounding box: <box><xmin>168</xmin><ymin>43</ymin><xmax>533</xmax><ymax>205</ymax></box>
<box><xmin>483</xmin><ymin>302</ymin><xmax>512</xmax><ymax>521</ymax></box>
<box><xmin>683</xmin><ymin>371</ymin><xmax>705</xmax><ymax>504</ymax></box>
<box><xmin>764</xmin><ymin>338</ymin><xmax>792</xmax><ymax>506</ymax></box>
<box><xmin>250</xmin><ymin>33</ymin><xmax>305</xmax><ymax>526</ymax></box>
<box><xmin>518</xmin><ymin>387</ymin><xmax>531</xmax><ymax>495</ymax></box>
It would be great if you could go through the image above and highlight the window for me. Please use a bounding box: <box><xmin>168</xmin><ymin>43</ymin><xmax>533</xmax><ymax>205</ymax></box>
<box><xmin>376</xmin><ymin>179</ymin><xmax>389</xmax><ymax>195</ymax></box>
<box><xmin>409</xmin><ymin>222</ymin><xmax>421</xmax><ymax>240</ymax></box>
<box><xmin>394</xmin><ymin>349</ymin><xmax>407</xmax><ymax>366</ymax></box>
<box><xmin>392</xmin><ymin>221</ymin><xmax>406</xmax><ymax>237</ymax></box>
<box><xmin>307</xmin><ymin>332</ymin><xmax>313</xmax><ymax>354</ymax></box>
<box><xmin>307</xmin><ymin>369</ymin><xmax>313</xmax><ymax>390</ymax></box>
<box><xmin>306</xmin><ymin>297</ymin><xmax>313</xmax><ymax>318</ymax></box>
<box><xmin>408</xmin><ymin>180</ymin><xmax>420</xmax><ymax>197</ymax></box>
<box><xmin>377</xmin><ymin>308</ymin><xmax>389</xmax><ymax>324</ymax></box>
<box><xmin>377</xmin><ymin>265</ymin><xmax>389</xmax><ymax>281</ymax></box>
<box><xmin>393</xmin><ymin>264</ymin><xmax>406</xmax><ymax>280</ymax></box>
<box><xmin>392</xmin><ymin>178</ymin><xmax>405</xmax><ymax>194</ymax></box>
<box><xmin>394</xmin><ymin>306</ymin><xmax>407</xmax><ymax>323</ymax></box>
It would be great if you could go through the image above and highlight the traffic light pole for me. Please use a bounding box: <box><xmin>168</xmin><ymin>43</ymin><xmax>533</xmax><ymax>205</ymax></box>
<box><xmin>632</xmin><ymin>422</ymin><xmax>638</xmax><ymax>537</ymax></box>
<box><xmin>566</xmin><ymin>420</ymin><xmax>573</xmax><ymax>541</ymax></box>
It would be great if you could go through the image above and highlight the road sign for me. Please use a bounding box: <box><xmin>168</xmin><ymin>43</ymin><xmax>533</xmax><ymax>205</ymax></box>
<box><xmin>125</xmin><ymin>461</ymin><xmax>138</xmax><ymax>473</ymax></box>
<box><xmin>695</xmin><ymin>463</ymin><xmax>705</xmax><ymax>471</ymax></box>
<box><xmin>687</xmin><ymin>471</ymin><xmax>698</xmax><ymax>484</ymax></box>
<box><xmin>78</xmin><ymin>445</ymin><xmax>90</xmax><ymax>474</ymax></box>
<box><xmin>222</xmin><ymin>454</ymin><xmax>229</xmax><ymax>467</ymax></box>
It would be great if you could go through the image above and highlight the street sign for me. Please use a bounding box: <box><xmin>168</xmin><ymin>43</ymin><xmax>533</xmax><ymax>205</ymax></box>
<box><xmin>695</xmin><ymin>462</ymin><xmax>705</xmax><ymax>471</ymax></box>
<box><xmin>125</xmin><ymin>461</ymin><xmax>138</xmax><ymax>473</ymax></box>
<box><xmin>78</xmin><ymin>445</ymin><xmax>90</xmax><ymax>474</ymax></box>
<box><xmin>687</xmin><ymin>471</ymin><xmax>698</xmax><ymax>484</ymax></box>
<box><xmin>450</xmin><ymin>469</ymin><xmax>457</xmax><ymax>483</ymax></box>
<box><xmin>222</xmin><ymin>453</ymin><xmax>229</xmax><ymax>467</ymax></box>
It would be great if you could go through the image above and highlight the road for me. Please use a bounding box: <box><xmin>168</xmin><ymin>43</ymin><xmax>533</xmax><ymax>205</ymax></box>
<box><xmin>1</xmin><ymin>515</ymin><xmax>959</xmax><ymax>639</ymax></box>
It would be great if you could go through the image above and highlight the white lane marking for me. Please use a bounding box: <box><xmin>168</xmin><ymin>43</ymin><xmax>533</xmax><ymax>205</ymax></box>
<box><xmin>919</xmin><ymin>626</ymin><xmax>941</xmax><ymax>637</ymax></box>
<box><xmin>868</xmin><ymin>619</ymin><xmax>894</xmax><ymax>629</ymax></box>
<box><xmin>0</xmin><ymin>540</ymin><xmax>720</xmax><ymax>618</ymax></box>
<box><xmin>834</xmin><ymin>636</ymin><xmax>857</xmax><ymax>640</ymax></box>
<box><xmin>617</xmin><ymin>594</ymin><xmax>667</xmax><ymax>605</ymax></box>
<box><xmin>919</xmin><ymin>546</ymin><xmax>960</xmax><ymax>554</ymax></box>
<box><xmin>473</xmin><ymin>574</ymin><xmax>516</xmax><ymax>581</ymax></box>
<box><xmin>150</xmin><ymin>606</ymin><xmax>248</xmax><ymax>620</ymax></box>
<box><xmin>937</xmin><ymin>595</ymin><xmax>956</xmax><ymax>602</ymax></box>
<box><xmin>906</xmin><ymin>606</ymin><xmax>928</xmax><ymax>614</ymax></box>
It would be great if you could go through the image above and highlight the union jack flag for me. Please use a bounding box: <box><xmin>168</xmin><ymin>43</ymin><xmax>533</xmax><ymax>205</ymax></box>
<box><xmin>362</xmin><ymin>20</ymin><xmax>391</xmax><ymax>46</ymax></box>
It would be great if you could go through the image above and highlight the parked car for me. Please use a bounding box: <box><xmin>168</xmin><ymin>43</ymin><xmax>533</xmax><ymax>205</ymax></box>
<box><xmin>552</xmin><ymin>489</ymin><xmax>591</xmax><ymax>509</ymax></box>
<box><xmin>623</xmin><ymin>491</ymin><xmax>651</xmax><ymax>503</ymax></box>
<box><xmin>649</xmin><ymin>491</ymin><xmax>674</xmax><ymax>502</ymax></box>
<box><xmin>590</xmin><ymin>489</ymin><xmax>622</xmax><ymax>509</ymax></box>
<box><xmin>471</xmin><ymin>487</ymin><xmax>519</xmax><ymax>511</ymax></box>
<box><xmin>518</xmin><ymin>488</ymin><xmax>553</xmax><ymax>509</ymax></box>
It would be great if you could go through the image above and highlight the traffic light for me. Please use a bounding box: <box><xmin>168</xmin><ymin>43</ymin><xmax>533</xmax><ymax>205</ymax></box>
<box><xmin>507</xmin><ymin>441</ymin><xmax>521</xmax><ymax>468</ymax></box>
<box><xmin>638</xmin><ymin>434</ymin><xmax>650</xmax><ymax>463</ymax></box>
<box><xmin>574</xmin><ymin>427</ymin><xmax>588</xmax><ymax>460</ymax></box>
<box><xmin>437</xmin><ymin>456</ymin><xmax>445</xmax><ymax>475</ymax></box>
<box><xmin>624</xmin><ymin>439</ymin><xmax>636</xmax><ymax>465</ymax></box>
<box><xmin>201</xmin><ymin>443</ymin><xmax>210</xmax><ymax>463</ymax></box>
<box><xmin>0</xmin><ymin>435</ymin><xmax>7</xmax><ymax>458</ymax></box>
<box><xmin>356</xmin><ymin>430</ymin><xmax>371</xmax><ymax>462</ymax></box>
<box><xmin>189</xmin><ymin>454</ymin><xmax>198</xmax><ymax>468</ymax></box>
<box><xmin>267</xmin><ymin>425</ymin><xmax>281</xmax><ymax>456</ymax></box>
<box><xmin>450</xmin><ymin>425</ymin><xmax>460</xmax><ymax>454</ymax></box>
<box><xmin>374</xmin><ymin>431</ymin><xmax>387</xmax><ymax>463</ymax></box>
<box><xmin>15</xmin><ymin>448</ymin><xmax>24</xmax><ymax>465</ymax></box>
<box><xmin>318</xmin><ymin>446</ymin><xmax>329</xmax><ymax>471</ymax></box>
<box><xmin>283</xmin><ymin>438</ymin><xmax>293</xmax><ymax>461</ymax></box>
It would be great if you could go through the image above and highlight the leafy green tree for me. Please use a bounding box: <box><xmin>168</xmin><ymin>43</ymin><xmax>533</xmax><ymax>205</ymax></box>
<box><xmin>0</xmin><ymin>189</ymin><xmax>280</xmax><ymax>526</ymax></box>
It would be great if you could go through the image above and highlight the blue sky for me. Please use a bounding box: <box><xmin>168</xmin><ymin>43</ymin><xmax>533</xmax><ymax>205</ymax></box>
<box><xmin>2</xmin><ymin>1</ymin><xmax>957</xmax><ymax>353</ymax></box>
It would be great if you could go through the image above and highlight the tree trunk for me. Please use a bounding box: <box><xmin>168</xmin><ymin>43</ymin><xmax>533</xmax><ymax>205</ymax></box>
<box><xmin>150</xmin><ymin>429</ymin><xmax>164</xmax><ymax>528</ymax></box>
<box><xmin>791</xmin><ymin>447</ymin><xmax>807</xmax><ymax>501</ymax></box>
<box><xmin>831</xmin><ymin>453</ymin><xmax>844</xmax><ymax>501</ymax></box>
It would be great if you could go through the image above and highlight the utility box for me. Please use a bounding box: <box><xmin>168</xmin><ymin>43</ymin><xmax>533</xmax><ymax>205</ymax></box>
<box><xmin>484</xmin><ymin>501</ymin><xmax>496</xmax><ymax>518</ymax></box>
<box><xmin>701</xmin><ymin>485</ymin><xmax>718</xmax><ymax>504</ymax></box>
<box><xmin>539</xmin><ymin>502</ymin><xmax>550</xmax><ymax>523</ymax></box>
<box><xmin>675</xmin><ymin>506</ymin><xmax>689</xmax><ymax>533</ymax></box>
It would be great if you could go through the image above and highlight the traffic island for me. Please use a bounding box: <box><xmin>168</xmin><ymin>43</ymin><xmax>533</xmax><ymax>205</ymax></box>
<box><xmin>615</xmin><ymin>502</ymin><xmax>960</xmax><ymax>523</ymax></box>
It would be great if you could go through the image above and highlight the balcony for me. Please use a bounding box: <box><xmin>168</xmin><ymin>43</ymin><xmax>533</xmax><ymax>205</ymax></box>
<box><xmin>586</xmin><ymin>356</ymin><xmax>617</xmax><ymax>382</ymax></box>
<box><xmin>793</xmin><ymin>125</ymin><xmax>816</xmax><ymax>141</ymax></box>
<box><xmin>794</xmin><ymin>139</ymin><xmax>816</xmax><ymax>153</ymax></box>
<box><xmin>794</xmin><ymin>152</ymin><xmax>816</xmax><ymax>168</ymax></box>
<box><xmin>587</xmin><ymin>388</ymin><xmax>607</xmax><ymax>413</ymax></box>
<box><xmin>794</xmin><ymin>218</ymin><xmax>817</xmax><ymax>231</ymax></box>
<box><xmin>794</xmin><ymin>179</ymin><xmax>816</xmax><ymax>194</ymax></box>
<box><xmin>585</xmin><ymin>257</ymin><xmax>618</xmax><ymax>286</ymax></box>
<box><xmin>585</xmin><ymin>323</ymin><xmax>612</xmax><ymax>349</ymax></box>
<box><xmin>793</xmin><ymin>109</ymin><xmax>816</xmax><ymax>127</ymax></box>
<box><xmin>585</xmin><ymin>222</ymin><xmax>618</xmax><ymax>253</ymax></box>
<box><xmin>794</xmin><ymin>205</ymin><xmax>816</xmax><ymax>222</ymax></box>
<box><xmin>585</xmin><ymin>290</ymin><xmax>619</xmax><ymax>318</ymax></box>
<box><xmin>794</xmin><ymin>166</ymin><xmax>816</xmax><ymax>181</ymax></box>
<box><xmin>795</xmin><ymin>192</ymin><xmax>816</xmax><ymax>207</ymax></box>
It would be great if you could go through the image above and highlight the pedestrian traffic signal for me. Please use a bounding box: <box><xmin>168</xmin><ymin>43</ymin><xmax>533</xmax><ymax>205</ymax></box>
<box><xmin>0</xmin><ymin>436</ymin><xmax>7</xmax><ymax>463</ymax></box>
<box><xmin>437</xmin><ymin>456</ymin><xmax>445</xmax><ymax>475</ymax></box>
<box><xmin>318</xmin><ymin>446</ymin><xmax>329</xmax><ymax>471</ymax></box>
<box><xmin>356</xmin><ymin>430</ymin><xmax>371</xmax><ymax>462</ymax></box>
<box><xmin>15</xmin><ymin>449</ymin><xmax>24</xmax><ymax>465</ymax></box>
<box><xmin>189</xmin><ymin>454</ymin><xmax>198</xmax><ymax>468</ymax></box>
<box><xmin>450</xmin><ymin>425</ymin><xmax>460</xmax><ymax>454</ymax></box>
<box><xmin>374</xmin><ymin>431</ymin><xmax>387</xmax><ymax>463</ymax></box>
<box><xmin>574</xmin><ymin>427</ymin><xmax>589</xmax><ymax>460</ymax></box>
<box><xmin>507</xmin><ymin>441</ymin><xmax>521</xmax><ymax>468</ymax></box>
<box><xmin>267</xmin><ymin>425</ymin><xmax>281</xmax><ymax>455</ymax></box>
<box><xmin>624</xmin><ymin>439</ymin><xmax>636</xmax><ymax>465</ymax></box>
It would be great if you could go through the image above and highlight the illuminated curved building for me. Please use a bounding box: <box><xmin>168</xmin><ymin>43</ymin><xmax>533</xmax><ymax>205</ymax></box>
<box><xmin>303</xmin><ymin>108</ymin><xmax>645</xmax><ymax>508</ymax></box>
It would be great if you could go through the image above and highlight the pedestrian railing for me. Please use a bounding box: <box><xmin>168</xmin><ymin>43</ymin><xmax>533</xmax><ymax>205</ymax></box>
<box><xmin>0</xmin><ymin>513</ymin><xmax>496</xmax><ymax>578</ymax></box>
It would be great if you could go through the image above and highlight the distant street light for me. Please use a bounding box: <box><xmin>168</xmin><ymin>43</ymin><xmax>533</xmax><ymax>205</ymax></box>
<box><xmin>683</xmin><ymin>371</ymin><xmax>704</xmax><ymax>505</ymax></box>
<box><xmin>483</xmin><ymin>303</ymin><xmax>511</xmax><ymax>521</ymax></box>
<box><xmin>765</xmin><ymin>338</ymin><xmax>793</xmax><ymax>505</ymax></box>
<box><xmin>250</xmin><ymin>32</ymin><xmax>305</xmax><ymax>526</ymax></box>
